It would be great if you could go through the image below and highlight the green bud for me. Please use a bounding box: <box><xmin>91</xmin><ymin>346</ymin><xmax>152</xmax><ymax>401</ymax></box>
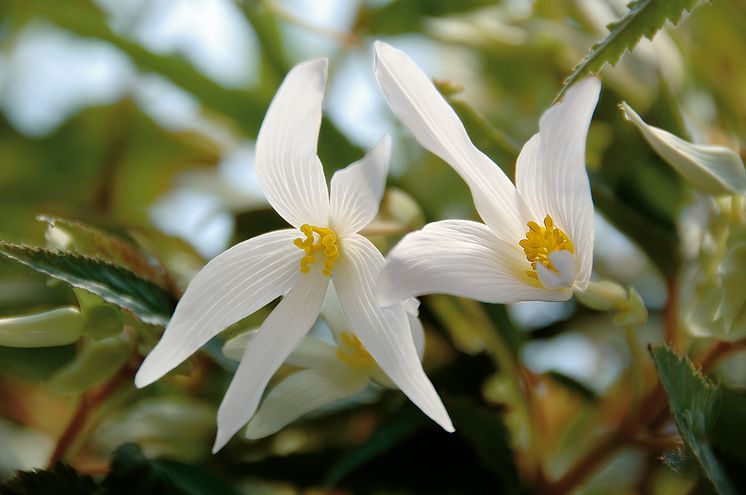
<box><xmin>47</xmin><ymin>334</ymin><xmax>130</xmax><ymax>396</ymax></box>
<box><xmin>576</xmin><ymin>280</ymin><xmax>648</xmax><ymax>326</ymax></box>
<box><xmin>0</xmin><ymin>307</ymin><xmax>84</xmax><ymax>348</ymax></box>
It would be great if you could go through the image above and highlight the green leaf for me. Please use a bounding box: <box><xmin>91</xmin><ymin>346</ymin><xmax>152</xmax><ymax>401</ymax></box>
<box><xmin>39</xmin><ymin>216</ymin><xmax>170</xmax><ymax>290</ymax></box>
<box><xmin>0</xmin><ymin>243</ymin><xmax>176</xmax><ymax>326</ymax></box>
<box><xmin>650</xmin><ymin>345</ymin><xmax>740</xmax><ymax>494</ymax></box>
<box><xmin>559</xmin><ymin>0</ymin><xmax>701</xmax><ymax>98</ymax></box>
<box><xmin>0</xmin><ymin>463</ymin><xmax>99</xmax><ymax>495</ymax></box>
<box><xmin>102</xmin><ymin>443</ymin><xmax>239</xmax><ymax>495</ymax></box>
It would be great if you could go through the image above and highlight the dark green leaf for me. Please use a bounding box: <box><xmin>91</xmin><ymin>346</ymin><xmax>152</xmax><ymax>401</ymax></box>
<box><xmin>360</xmin><ymin>0</ymin><xmax>496</xmax><ymax>35</ymax></box>
<box><xmin>650</xmin><ymin>345</ymin><xmax>739</xmax><ymax>494</ymax></box>
<box><xmin>0</xmin><ymin>244</ymin><xmax>176</xmax><ymax>325</ymax></box>
<box><xmin>560</xmin><ymin>0</ymin><xmax>702</xmax><ymax>98</ymax></box>
<box><xmin>0</xmin><ymin>463</ymin><xmax>99</xmax><ymax>495</ymax></box>
<box><xmin>102</xmin><ymin>443</ymin><xmax>239</xmax><ymax>495</ymax></box>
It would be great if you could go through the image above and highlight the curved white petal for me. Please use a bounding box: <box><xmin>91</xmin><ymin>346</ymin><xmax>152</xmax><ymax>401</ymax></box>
<box><xmin>329</xmin><ymin>136</ymin><xmax>391</xmax><ymax>236</ymax></box>
<box><xmin>213</xmin><ymin>272</ymin><xmax>329</xmax><ymax>452</ymax></box>
<box><xmin>333</xmin><ymin>234</ymin><xmax>454</xmax><ymax>432</ymax></box>
<box><xmin>222</xmin><ymin>330</ymin><xmax>339</xmax><ymax>369</ymax></box>
<box><xmin>135</xmin><ymin>230</ymin><xmax>301</xmax><ymax>388</ymax></box>
<box><xmin>378</xmin><ymin>220</ymin><xmax>571</xmax><ymax>307</ymax></box>
<box><xmin>516</xmin><ymin>78</ymin><xmax>600</xmax><ymax>290</ymax></box>
<box><xmin>373</xmin><ymin>41</ymin><xmax>528</xmax><ymax>240</ymax></box>
<box><xmin>320</xmin><ymin>283</ymin><xmax>351</xmax><ymax>342</ymax></box>
<box><xmin>255</xmin><ymin>59</ymin><xmax>330</xmax><ymax>228</ymax></box>
<box><xmin>621</xmin><ymin>101</ymin><xmax>746</xmax><ymax>195</ymax></box>
<box><xmin>245</xmin><ymin>367</ymin><xmax>368</xmax><ymax>439</ymax></box>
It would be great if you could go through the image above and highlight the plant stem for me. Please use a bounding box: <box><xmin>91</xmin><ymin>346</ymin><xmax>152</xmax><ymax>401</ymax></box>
<box><xmin>47</xmin><ymin>365</ymin><xmax>133</xmax><ymax>468</ymax></box>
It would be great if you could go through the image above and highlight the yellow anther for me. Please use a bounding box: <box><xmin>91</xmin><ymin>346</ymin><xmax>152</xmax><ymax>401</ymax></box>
<box><xmin>335</xmin><ymin>332</ymin><xmax>375</xmax><ymax>369</ymax></box>
<box><xmin>520</xmin><ymin>215</ymin><xmax>574</xmax><ymax>281</ymax></box>
<box><xmin>293</xmin><ymin>224</ymin><xmax>340</xmax><ymax>277</ymax></box>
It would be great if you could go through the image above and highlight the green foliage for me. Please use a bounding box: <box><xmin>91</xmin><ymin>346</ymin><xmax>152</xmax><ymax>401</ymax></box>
<box><xmin>360</xmin><ymin>0</ymin><xmax>496</xmax><ymax>35</ymax></box>
<box><xmin>651</xmin><ymin>345</ymin><xmax>746</xmax><ymax>494</ymax></box>
<box><xmin>560</xmin><ymin>0</ymin><xmax>701</xmax><ymax>97</ymax></box>
<box><xmin>0</xmin><ymin>244</ymin><xmax>176</xmax><ymax>325</ymax></box>
<box><xmin>102</xmin><ymin>443</ymin><xmax>239</xmax><ymax>495</ymax></box>
<box><xmin>0</xmin><ymin>464</ymin><xmax>99</xmax><ymax>495</ymax></box>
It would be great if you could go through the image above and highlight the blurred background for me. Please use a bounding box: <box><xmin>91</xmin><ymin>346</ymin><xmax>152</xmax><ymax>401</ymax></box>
<box><xmin>1</xmin><ymin>0</ymin><xmax>745</xmax><ymax>493</ymax></box>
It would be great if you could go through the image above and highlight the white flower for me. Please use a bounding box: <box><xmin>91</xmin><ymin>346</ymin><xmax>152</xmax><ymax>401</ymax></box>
<box><xmin>620</xmin><ymin>101</ymin><xmax>746</xmax><ymax>196</ymax></box>
<box><xmin>135</xmin><ymin>58</ymin><xmax>452</xmax><ymax>453</ymax></box>
<box><xmin>373</xmin><ymin>41</ymin><xmax>600</xmax><ymax>306</ymax></box>
<box><xmin>222</xmin><ymin>286</ymin><xmax>425</xmax><ymax>439</ymax></box>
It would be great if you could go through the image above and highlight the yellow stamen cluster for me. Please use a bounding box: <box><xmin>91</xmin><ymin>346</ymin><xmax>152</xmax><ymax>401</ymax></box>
<box><xmin>294</xmin><ymin>224</ymin><xmax>340</xmax><ymax>276</ymax></box>
<box><xmin>519</xmin><ymin>215</ymin><xmax>574</xmax><ymax>280</ymax></box>
<box><xmin>335</xmin><ymin>332</ymin><xmax>375</xmax><ymax>369</ymax></box>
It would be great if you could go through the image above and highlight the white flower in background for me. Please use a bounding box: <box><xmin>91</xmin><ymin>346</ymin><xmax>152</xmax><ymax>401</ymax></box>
<box><xmin>222</xmin><ymin>287</ymin><xmax>425</xmax><ymax>439</ymax></box>
<box><xmin>135</xmin><ymin>58</ymin><xmax>453</xmax><ymax>453</ymax></box>
<box><xmin>373</xmin><ymin>41</ymin><xmax>600</xmax><ymax>306</ymax></box>
<box><xmin>620</xmin><ymin>102</ymin><xmax>746</xmax><ymax>196</ymax></box>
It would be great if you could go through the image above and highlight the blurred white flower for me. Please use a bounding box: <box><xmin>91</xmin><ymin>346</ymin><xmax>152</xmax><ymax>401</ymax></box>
<box><xmin>621</xmin><ymin>101</ymin><xmax>746</xmax><ymax>196</ymax></box>
<box><xmin>373</xmin><ymin>42</ymin><xmax>600</xmax><ymax>306</ymax></box>
<box><xmin>135</xmin><ymin>58</ymin><xmax>452</xmax><ymax>453</ymax></box>
<box><xmin>222</xmin><ymin>287</ymin><xmax>425</xmax><ymax>439</ymax></box>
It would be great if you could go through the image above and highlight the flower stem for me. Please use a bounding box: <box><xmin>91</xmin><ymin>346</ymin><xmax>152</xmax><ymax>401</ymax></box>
<box><xmin>47</xmin><ymin>365</ymin><xmax>133</xmax><ymax>468</ymax></box>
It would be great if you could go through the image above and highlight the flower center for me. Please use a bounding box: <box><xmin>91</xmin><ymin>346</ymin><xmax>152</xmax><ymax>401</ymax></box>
<box><xmin>294</xmin><ymin>224</ymin><xmax>340</xmax><ymax>277</ymax></box>
<box><xmin>519</xmin><ymin>215</ymin><xmax>574</xmax><ymax>280</ymax></box>
<box><xmin>335</xmin><ymin>332</ymin><xmax>375</xmax><ymax>369</ymax></box>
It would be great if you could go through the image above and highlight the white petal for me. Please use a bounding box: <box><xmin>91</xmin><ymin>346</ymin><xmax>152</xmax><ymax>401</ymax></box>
<box><xmin>621</xmin><ymin>101</ymin><xmax>746</xmax><ymax>195</ymax></box>
<box><xmin>213</xmin><ymin>272</ymin><xmax>329</xmax><ymax>452</ymax></box>
<box><xmin>516</xmin><ymin>78</ymin><xmax>600</xmax><ymax>290</ymax></box>
<box><xmin>255</xmin><ymin>59</ymin><xmax>330</xmax><ymax>228</ymax></box>
<box><xmin>373</xmin><ymin>41</ymin><xmax>528</xmax><ymax>240</ymax></box>
<box><xmin>320</xmin><ymin>283</ymin><xmax>351</xmax><ymax>342</ymax></box>
<box><xmin>245</xmin><ymin>367</ymin><xmax>368</xmax><ymax>439</ymax></box>
<box><xmin>408</xmin><ymin>313</ymin><xmax>425</xmax><ymax>360</ymax></box>
<box><xmin>332</xmin><ymin>234</ymin><xmax>454</xmax><ymax>432</ymax></box>
<box><xmin>329</xmin><ymin>136</ymin><xmax>391</xmax><ymax>236</ymax></box>
<box><xmin>536</xmin><ymin>251</ymin><xmax>577</xmax><ymax>290</ymax></box>
<box><xmin>135</xmin><ymin>230</ymin><xmax>301</xmax><ymax>388</ymax></box>
<box><xmin>378</xmin><ymin>220</ymin><xmax>571</xmax><ymax>307</ymax></box>
<box><xmin>223</xmin><ymin>330</ymin><xmax>339</xmax><ymax>369</ymax></box>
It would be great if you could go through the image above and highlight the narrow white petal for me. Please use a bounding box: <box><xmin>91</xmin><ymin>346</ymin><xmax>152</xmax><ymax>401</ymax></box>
<box><xmin>213</xmin><ymin>272</ymin><xmax>329</xmax><ymax>452</ymax></box>
<box><xmin>255</xmin><ymin>59</ymin><xmax>330</xmax><ymax>228</ymax></box>
<box><xmin>536</xmin><ymin>251</ymin><xmax>577</xmax><ymax>290</ymax></box>
<box><xmin>245</xmin><ymin>367</ymin><xmax>368</xmax><ymax>439</ymax></box>
<box><xmin>222</xmin><ymin>330</ymin><xmax>339</xmax><ymax>369</ymax></box>
<box><xmin>333</xmin><ymin>234</ymin><xmax>454</xmax><ymax>432</ymax></box>
<box><xmin>135</xmin><ymin>230</ymin><xmax>301</xmax><ymax>388</ymax></box>
<box><xmin>329</xmin><ymin>136</ymin><xmax>391</xmax><ymax>236</ymax></box>
<box><xmin>621</xmin><ymin>101</ymin><xmax>746</xmax><ymax>195</ymax></box>
<box><xmin>373</xmin><ymin>41</ymin><xmax>529</xmax><ymax>240</ymax></box>
<box><xmin>378</xmin><ymin>220</ymin><xmax>570</xmax><ymax>307</ymax></box>
<box><xmin>516</xmin><ymin>78</ymin><xmax>600</xmax><ymax>290</ymax></box>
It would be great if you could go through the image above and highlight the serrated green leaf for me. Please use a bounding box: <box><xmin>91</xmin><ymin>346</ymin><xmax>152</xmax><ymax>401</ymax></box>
<box><xmin>0</xmin><ymin>463</ymin><xmax>100</xmax><ymax>495</ymax></box>
<box><xmin>650</xmin><ymin>345</ymin><xmax>737</xmax><ymax>494</ymax></box>
<box><xmin>40</xmin><ymin>216</ymin><xmax>170</xmax><ymax>290</ymax></box>
<box><xmin>560</xmin><ymin>0</ymin><xmax>701</xmax><ymax>98</ymax></box>
<box><xmin>0</xmin><ymin>243</ymin><xmax>176</xmax><ymax>326</ymax></box>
